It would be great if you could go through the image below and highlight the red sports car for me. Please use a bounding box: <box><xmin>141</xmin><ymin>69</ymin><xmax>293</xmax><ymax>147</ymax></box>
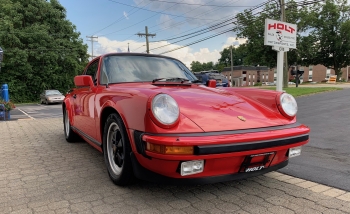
<box><xmin>63</xmin><ymin>53</ymin><xmax>310</xmax><ymax>186</ymax></box>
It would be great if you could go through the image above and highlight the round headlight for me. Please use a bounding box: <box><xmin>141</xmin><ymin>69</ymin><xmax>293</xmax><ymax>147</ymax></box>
<box><xmin>152</xmin><ymin>94</ymin><xmax>179</xmax><ymax>125</ymax></box>
<box><xmin>280</xmin><ymin>93</ymin><xmax>298</xmax><ymax>117</ymax></box>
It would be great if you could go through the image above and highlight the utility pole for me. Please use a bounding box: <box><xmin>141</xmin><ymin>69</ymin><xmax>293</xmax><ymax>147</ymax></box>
<box><xmin>86</xmin><ymin>36</ymin><xmax>98</xmax><ymax>60</ymax></box>
<box><xmin>281</xmin><ymin>0</ymin><xmax>288</xmax><ymax>88</ymax></box>
<box><xmin>137</xmin><ymin>26</ymin><xmax>156</xmax><ymax>54</ymax></box>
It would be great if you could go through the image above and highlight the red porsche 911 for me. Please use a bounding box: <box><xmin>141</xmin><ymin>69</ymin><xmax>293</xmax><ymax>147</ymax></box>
<box><xmin>62</xmin><ymin>53</ymin><xmax>309</xmax><ymax>186</ymax></box>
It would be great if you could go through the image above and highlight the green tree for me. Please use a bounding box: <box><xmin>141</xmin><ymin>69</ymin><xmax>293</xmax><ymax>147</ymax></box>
<box><xmin>0</xmin><ymin>0</ymin><xmax>89</xmax><ymax>102</ymax></box>
<box><xmin>299</xmin><ymin>0</ymin><xmax>350</xmax><ymax>80</ymax></box>
<box><xmin>218</xmin><ymin>44</ymin><xmax>248</xmax><ymax>66</ymax></box>
<box><xmin>190</xmin><ymin>61</ymin><xmax>216</xmax><ymax>72</ymax></box>
<box><xmin>233</xmin><ymin>0</ymin><xmax>309</xmax><ymax>74</ymax></box>
<box><xmin>190</xmin><ymin>61</ymin><xmax>203</xmax><ymax>72</ymax></box>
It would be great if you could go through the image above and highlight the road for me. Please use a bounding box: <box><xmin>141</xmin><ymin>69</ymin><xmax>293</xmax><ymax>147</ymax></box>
<box><xmin>6</xmin><ymin>89</ymin><xmax>350</xmax><ymax>192</ymax></box>
<box><xmin>1</xmin><ymin>118</ymin><xmax>349</xmax><ymax>213</ymax></box>
<box><xmin>10</xmin><ymin>103</ymin><xmax>62</xmax><ymax>120</ymax></box>
<box><xmin>279</xmin><ymin>88</ymin><xmax>350</xmax><ymax>191</ymax></box>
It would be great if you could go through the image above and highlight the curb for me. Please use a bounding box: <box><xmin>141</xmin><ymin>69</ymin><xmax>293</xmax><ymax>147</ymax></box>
<box><xmin>264</xmin><ymin>172</ymin><xmax>350</xmax><ymax>202</ymax></box>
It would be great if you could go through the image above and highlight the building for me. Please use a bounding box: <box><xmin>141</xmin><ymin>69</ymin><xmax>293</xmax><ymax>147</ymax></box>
<box><xmin>221</xmin><ymin>66</ymin><xmax>274</xmax><ymax>86</ymax></box>
<box><xmin>289</xmin><ymin>65</ymin><xmax>349</xmax><ymax>83</ymax></box>
<box><xmin>221</xmin><ymin>64</ymin><xmax>350</xmax><ymax>86</ymax></box>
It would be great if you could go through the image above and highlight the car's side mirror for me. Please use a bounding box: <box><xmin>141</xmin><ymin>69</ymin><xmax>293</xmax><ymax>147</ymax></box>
<box><xmin>74</xmin><ymin>75</ymin><xmax>94</xmax><ymax>88</ymax></box>
<box><xmin>207</xmin><ymin>79</ymin><xmax>216</xmax><ymax>88</ymax></box>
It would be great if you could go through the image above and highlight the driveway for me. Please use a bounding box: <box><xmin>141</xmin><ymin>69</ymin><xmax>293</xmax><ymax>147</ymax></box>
<box><xmin>279</xmin><ymin>88</ymin><xmax>350</xmax><ymax>191</ymax></box>
<box><xmin>0</xmin><ymin>118</ymin><xmax>349</xmax><ymax>213</ymax></box>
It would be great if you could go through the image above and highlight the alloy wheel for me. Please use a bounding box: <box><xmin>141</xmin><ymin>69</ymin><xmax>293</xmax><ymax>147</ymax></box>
<box><xmin>107</xmin><ymin>122</ymin><xmax>124</xmax><ymax>175</ymax></box>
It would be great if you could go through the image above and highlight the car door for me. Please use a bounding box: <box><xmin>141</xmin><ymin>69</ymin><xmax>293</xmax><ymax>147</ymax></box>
<box><xmin>73</xmin><ymin>58</ymin><xmax>100</xmax><ymax>141</ymax></box>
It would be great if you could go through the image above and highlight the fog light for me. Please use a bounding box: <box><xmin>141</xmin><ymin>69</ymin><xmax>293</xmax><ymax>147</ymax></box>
<box><xmin>289</xmin><ymin>146</ymin><xmax>302</xmax><ymax>158</ymax></box>
<box><xmin>180</xmin><ymin>160</ymin><xmax>204</xmax><ymax>176</ymax></box>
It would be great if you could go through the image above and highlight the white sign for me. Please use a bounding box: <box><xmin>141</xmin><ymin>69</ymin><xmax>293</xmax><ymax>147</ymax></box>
<box><xmin>264</xmin><ymin>19</ymin><xmax>297</xmax><ymax>49</ymax></box>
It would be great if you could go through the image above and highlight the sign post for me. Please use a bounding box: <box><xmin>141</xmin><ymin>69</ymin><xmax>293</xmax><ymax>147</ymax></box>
<box><xmin>264</xmin><ymin>19</ymin><xmax>297</xmax><ymax>91</ymax></box>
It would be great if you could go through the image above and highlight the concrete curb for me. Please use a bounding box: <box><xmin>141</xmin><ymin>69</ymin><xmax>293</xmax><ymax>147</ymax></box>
<box><xmin>264</xmin><ymin>172</ymin><xmax>350</xmax><ymax>202</ymax></box>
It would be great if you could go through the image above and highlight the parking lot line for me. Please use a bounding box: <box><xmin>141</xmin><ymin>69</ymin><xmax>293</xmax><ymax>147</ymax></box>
<box><xmin>17</xmin><ymin>108</ymin><xmax>35</xmax><ymax>120</ymax></box>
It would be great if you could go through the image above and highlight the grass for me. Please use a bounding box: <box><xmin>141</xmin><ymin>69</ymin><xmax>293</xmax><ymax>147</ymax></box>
<box><xmin>264</xmin><ymin>87</ymin><xmax>342</xmax><ymax>97</ymax></box>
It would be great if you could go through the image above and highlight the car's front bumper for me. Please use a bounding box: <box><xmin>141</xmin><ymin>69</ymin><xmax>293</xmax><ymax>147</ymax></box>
<box><xmin>130</xmin><ymin>123</ymin><xmax>309</xmax><ymax>184</ymax></box>
<box><xmin>47</xmin><ymin>100</ymin><xmax>64</xmax><ymax>103</ymax></box>
<box><xmin>130</xmin><ymin>152</ymin><xmax>289</xmax><ymax>185</ymax></box>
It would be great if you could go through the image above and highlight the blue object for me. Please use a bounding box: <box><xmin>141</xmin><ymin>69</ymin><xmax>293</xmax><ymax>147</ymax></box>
<box><xmin>194</xmin><ymin>71</ymin><xmax>229</xmax><ymax>87</ymax></box>
<box><xmin>0</xmin><ymin>104</ymin><xmax>5</xmax><ymax>120</ymax></box>
<box><xmin>1</xmin><ymin>84</ymin><xmax>9</xmax><ymax>102</ymax></box>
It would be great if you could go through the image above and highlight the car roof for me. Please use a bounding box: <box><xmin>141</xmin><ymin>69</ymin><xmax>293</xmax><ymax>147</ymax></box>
<box><xmin>97</xmin><ymin>52</ymin><xmax>181</xmax><ymax>62</ymax></box>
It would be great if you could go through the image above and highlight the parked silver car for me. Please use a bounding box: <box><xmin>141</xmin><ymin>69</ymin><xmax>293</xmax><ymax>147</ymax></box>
<box><xmin>40</xmin><ymin>90</ymin><xmax>65</xmax><ymax>104</ymax></box>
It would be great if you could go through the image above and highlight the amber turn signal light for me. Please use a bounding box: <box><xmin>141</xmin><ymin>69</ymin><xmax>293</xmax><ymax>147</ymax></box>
<box><xmin>146</xmin><ymin>142</ymin><xmax>194</xmax><ymax>155</ymax></box>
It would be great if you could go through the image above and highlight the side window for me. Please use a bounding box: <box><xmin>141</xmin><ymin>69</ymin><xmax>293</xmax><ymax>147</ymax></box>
<box><xmin>100</xmin><ymin>59</ymin><xmax>108</xmax><ymax>85</ymax></box>
<box><xmin>195</xmin><ymin>75</ymin><xmax>202</xmax><ymax>82</ymax></box>
<box><xmin>84</xmin><ymin>59</ymin><xmax>99</xmax><ymax>85</ymax></box>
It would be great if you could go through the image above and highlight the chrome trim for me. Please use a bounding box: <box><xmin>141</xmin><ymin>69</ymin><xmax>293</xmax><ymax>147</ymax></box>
<box><xmin>144</xmin><ymin>122</ymin><xmax>303</xmax><ymax>137</ymax></box>
<box><xmin>71</xmin><ymin>126</ymin><xmax>102</xmax><ymax>147</ymax></box>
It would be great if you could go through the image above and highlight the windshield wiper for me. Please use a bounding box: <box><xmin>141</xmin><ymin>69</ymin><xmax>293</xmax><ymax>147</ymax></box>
<box><xmin>191</xmin><ymin>79</ymin><xmax>202</xmax><ymax>83</ymax></box>
<box><xmin>152</xmin><ymin>77</ymin><xmax>190</xmax><ymax>83</ymax></box>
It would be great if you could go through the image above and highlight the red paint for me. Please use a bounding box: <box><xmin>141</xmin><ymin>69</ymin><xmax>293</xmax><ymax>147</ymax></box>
<box><xmin>64</xmin><ymin>53</ymin><xmax>310</xmax><ymax>183</ymax></box>
<box><xmin>268</xmin><ymin>23</ymin><xmax>295</xmax><ymax>34</ymax></box>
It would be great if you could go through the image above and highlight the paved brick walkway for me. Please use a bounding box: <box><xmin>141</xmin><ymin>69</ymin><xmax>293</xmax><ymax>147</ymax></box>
<box><xmin>0</xmin><ymin>118</ymin><xmax>349</xmax><ymax>214</ymax></box>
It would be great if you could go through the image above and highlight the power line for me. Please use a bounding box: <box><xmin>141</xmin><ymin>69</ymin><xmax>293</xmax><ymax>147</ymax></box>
<box><xmin>86</xmin><ymin>36</ymin><xmax>98</xmax><ymax>60</ymax></box>
<box><xmin>148</xmin><ymin>0</ymin><xmax>256</xmax><ymax>7</ymax></box>
<box><xmin>101</xmin><ymin>0</ymin><xmax>187</xmax><ymax>37</ymax></box>
<box><xmin>91</xmin><ymin>0</ymin><xmax>151</xmax><ymax>35</ymax></box>
<box><xmin>149</xmin><ymin>0</ymin><xmax>272</xmax><ymax>51</ymax></box>
<box><xmin>140</xmin><ymin>0</ymin><xmax>244</xmax><ymax>41</ymax></box>
<box><xmin>156</xmin><ymin>1</ymin><xmax>277</xmax><ymax>55</ymax></box>
<box><xmin>136</xmin><ymin>26</ymin><xmax>156</xmax><ymax>54</ymax></box>
<box><xmin>147</xmin><ymin>0</ymin><xmax>270</xmax><ymax>44</ymax></box>
<box><xmin>151</xmin><ymin>0</ymin><xmax>320</xmax><ymax>54</ymax></box>
<box><xmin>126</xmin><ymin>0</ymin><xmax>225</xmax><ymax>42</ymax></box>
<box><xmin>107</xmin><ymin>0</ymin><xmax>220</xmax><ymax>21</ymax></box>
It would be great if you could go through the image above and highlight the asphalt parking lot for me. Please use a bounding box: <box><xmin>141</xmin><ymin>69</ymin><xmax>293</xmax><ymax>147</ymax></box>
<box><xmin>1</xmin><ymin>111</ymin><xmax>350</xmax><ymax>213</ymax></box>
<box><xmin>7</xmin><ymin>103</ymin><xmax>62</xmax><ymax>120</ymax></box>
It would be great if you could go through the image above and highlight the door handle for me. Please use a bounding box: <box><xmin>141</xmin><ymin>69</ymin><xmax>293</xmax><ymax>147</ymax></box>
<box><xmin>72</xmin><ymin>94</ymin><xmax>77</xmax><ymax>99</ymax></box>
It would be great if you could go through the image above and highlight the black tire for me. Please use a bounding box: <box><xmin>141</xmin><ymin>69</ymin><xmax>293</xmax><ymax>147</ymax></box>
<box><xmin>63</xmin><ymin>108</ymin><xmax>80</xmax><ymax>142</ymax></box>
<box><xmin>103</xmin><ymin>113</ymin><xmax>134</xmax><ymax>186</ymax></box>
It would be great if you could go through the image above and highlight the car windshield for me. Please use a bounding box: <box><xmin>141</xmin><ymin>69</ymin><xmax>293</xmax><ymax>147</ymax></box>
<box><xmin>46</xmin><ymin>90</ymin><xmax>62</xmax><ymax>95</ymax></box>
<box><xmin>101</xmin><ymin>55</ymin><xmax>198</xmax><ymax>83</ymax></box>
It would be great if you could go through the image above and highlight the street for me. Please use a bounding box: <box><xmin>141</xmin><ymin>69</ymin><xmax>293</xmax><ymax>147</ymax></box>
<box><xmin>4</xmin><ymin>87</ymin><xmax>350</xmax><ymax>191</ymax></box>
<box><xmin>0</xmin><ymin>118</ymin><xmax>349</xmax><ymax>214</ymax></box>
<box><xmin>1</xmin><ymin>90</ymin><xmax>350</xmax><ymax>213</ymax></box>
<box><xmin>279</xmin><ymin>88</ymin><xmax>350</xmax><ymax>191</ymax></box>
<box><xmin>5</xmin><ymin>89</ymin><xmax>350</xmax><ymax>192</ymax></box>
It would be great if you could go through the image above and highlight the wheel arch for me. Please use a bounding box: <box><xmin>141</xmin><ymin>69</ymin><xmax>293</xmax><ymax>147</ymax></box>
<box><xmin>99</xmin><ymin>107</ymin><xmax>130</xmax><ymax>152</ymax></box>
<box><xmin>62</xmin><ymin>99</ymin><xmax>74</xmax><ymax>125</ymax></box>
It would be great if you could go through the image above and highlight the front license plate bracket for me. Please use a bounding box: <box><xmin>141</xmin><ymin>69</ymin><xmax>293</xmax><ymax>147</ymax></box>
<box><xmin>239</xmin><ymin>152</ymin><xmax>276</xmax><ymax>173</ymax></box>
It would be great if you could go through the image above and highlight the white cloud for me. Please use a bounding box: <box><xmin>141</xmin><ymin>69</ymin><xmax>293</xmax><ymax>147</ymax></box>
<box><xmin>133</xmin><ymin>0</ymin><xmax>266</xmax><ymax>30</ymax></box>
<box><xmin>157</xmin><ymin>14</ymin><xmax>183</xmax><ymax>31</ymax></box>
<box><xmin>92</xmin><ymin>36</ymin><xmax>247</xmax><ymax>69</ymax></box>
<box><xmin>94</xmin><ymin>37</ymin><xmax>221</xmax><ymax>68</ymax></box>
<box><xmin>123</xmin><ymin>11</ymin><xmax>129</xmax><ymax>20</ymax></box>
<box><xmin>221</xmin><ymin>37</ymin><xmax>247</xmax><ymax>49</ymax></box>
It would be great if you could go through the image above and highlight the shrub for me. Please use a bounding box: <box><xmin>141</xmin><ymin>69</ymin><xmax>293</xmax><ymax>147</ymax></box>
<box><xmin>0</xmin><ymin>99</ymin><xmax>16</xmax><ymax>111</ymax></box>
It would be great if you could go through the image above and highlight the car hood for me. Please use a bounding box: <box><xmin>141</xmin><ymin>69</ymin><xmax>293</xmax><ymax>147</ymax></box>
<box><xmin>156</xmin><ymin>86</ymin><xmax>286</xmax><ymax>132</ymax></box>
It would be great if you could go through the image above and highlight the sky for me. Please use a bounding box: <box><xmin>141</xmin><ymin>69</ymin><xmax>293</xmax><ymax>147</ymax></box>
<box><xmin>58</xmin><ymin>0</ymin><xmax>264</xmax><ymax>67</ymax></box>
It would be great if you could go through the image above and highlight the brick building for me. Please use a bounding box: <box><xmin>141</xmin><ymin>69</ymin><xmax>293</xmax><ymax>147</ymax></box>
<box><xmin>289</xmin><ymin>65</ymin><xmax>349</xmax><ymax>83</ymax></box>
<box><xmin>221</xmin><ymin>66</ymin><xmax>275</xmax><ymax>86</ymax></box>
<box><xmin>221</xmin><ymin>64</ymin><xmax>350</xmax><ymax>86</ymax></box>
